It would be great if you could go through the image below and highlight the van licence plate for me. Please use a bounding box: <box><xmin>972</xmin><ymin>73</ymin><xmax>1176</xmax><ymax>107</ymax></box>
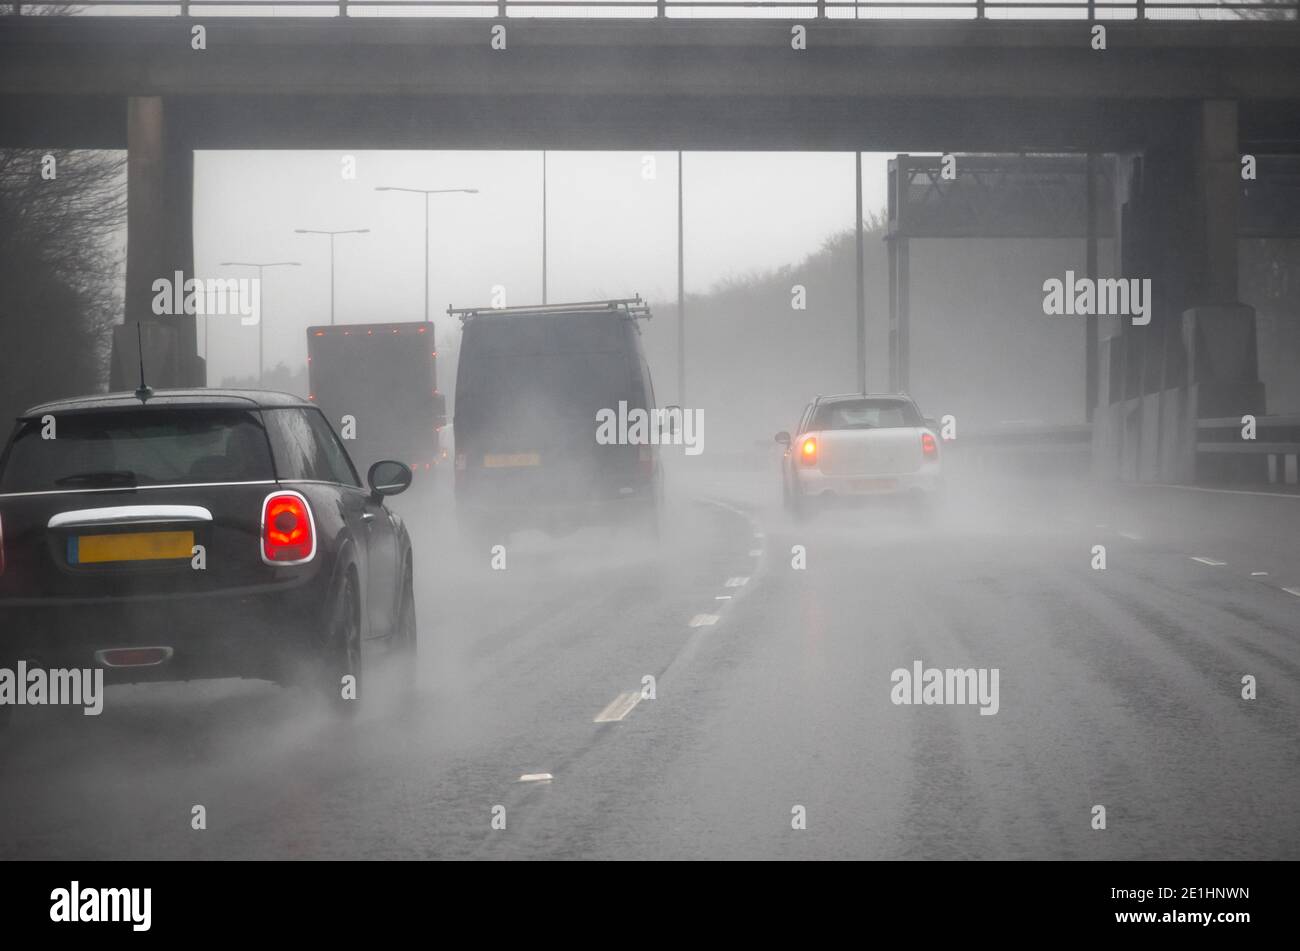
<box><xmin>483</xmin><ymin>453</ymin><xmax>541</xmax><ymax>468</ymax></box>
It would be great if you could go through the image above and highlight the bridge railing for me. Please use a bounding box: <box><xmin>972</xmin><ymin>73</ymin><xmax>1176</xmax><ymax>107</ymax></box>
<box><xmin>5</xmin><ymin>0</ymin><xmax>1300</xmax><ymax>20</ymax></box>
<box><xmin>1197</xmin><ymin>415</ymin><xmax>1300</xmax><ymax>485</ymax></box>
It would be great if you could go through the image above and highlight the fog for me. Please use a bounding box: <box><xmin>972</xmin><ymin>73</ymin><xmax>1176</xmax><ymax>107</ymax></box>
<box><xmin>3</xmin><ymin>148</ymin><xmax>1299</xmax><ymax>864</ymax></box>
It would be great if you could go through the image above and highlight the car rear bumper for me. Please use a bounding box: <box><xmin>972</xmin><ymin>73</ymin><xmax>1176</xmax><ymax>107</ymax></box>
<box><xmin>795</xmin><ymin>465</ymin><xmax>942</xmax><ymax>499</ymax></box>
<box><xmin>0</xmin><ymin>575</ymin><xmax>332</xmax><ymax>685</ymax></box>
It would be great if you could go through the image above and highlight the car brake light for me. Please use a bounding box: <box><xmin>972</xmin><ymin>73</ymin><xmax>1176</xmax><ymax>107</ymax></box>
<box><xmin>799</xmin><ymin>437</ymin><xmax>818</xmax><ymax>467</ymax></box>
<box><xmin>261</xmin><ymin>491</ymin><xmax>316</xmax><ymax>565</ymax></box>
<box><xmin>922</xmin><ymin>431</ymin><xmax>938</xmax><ymax>459</ymax></box>
<box><xmin>97</xmin><ymin>647</ymin><xmax>172</xmax><ymax>668</ymax></box>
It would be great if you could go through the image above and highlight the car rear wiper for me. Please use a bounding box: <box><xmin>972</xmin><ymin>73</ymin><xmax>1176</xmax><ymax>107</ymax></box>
<box><xmin>54</xmin><ymin>470</ymin><xmax>138</xmax><ymax>487</ymax></box>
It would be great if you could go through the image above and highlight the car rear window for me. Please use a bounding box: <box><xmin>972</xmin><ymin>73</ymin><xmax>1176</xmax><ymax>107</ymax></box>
<box><xmin>810</xmin><ymin>399</ymin><xmax>921</xmax><ymax>431</ymax></box>
<box><xmin>262</xmin><ymin>407</ymin><xmax>360</xmax><ymax>486</ymax></box>
<box><xmin>0</xmin><ymin>408</ymin><xmax>275</xmax><ymax>493</ymax></box>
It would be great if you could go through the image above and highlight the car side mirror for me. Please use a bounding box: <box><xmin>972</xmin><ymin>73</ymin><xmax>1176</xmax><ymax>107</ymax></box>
<box><xmin>775</xmin><ymin>431</ymin><xmax>791</xmax><ymax>447</ymax></box>
<box><xmin>367</xmin><ymin>460</ymin><xmax>413</xmax><ymax>500</ymax></box>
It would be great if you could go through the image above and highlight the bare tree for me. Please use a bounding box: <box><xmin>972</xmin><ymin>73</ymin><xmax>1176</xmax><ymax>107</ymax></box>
<box><xmin>0</xmin><ymin>149</ymin><xmax>127</xmax><ymax>422</ymax></box>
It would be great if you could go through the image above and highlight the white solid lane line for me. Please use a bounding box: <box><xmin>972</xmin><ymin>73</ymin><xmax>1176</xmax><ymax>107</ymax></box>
<box><xmin>689</xmin><ymin>614</ymin><xmax>720</xmax><ymax>627</ymax></box>
<box><xmin>1191</xmin><ymin>556</ymin><xmax>1227</xmax><ymax>566</ymax></box>
<box><xmin>593</xmin><ymin>691</ymin><xmax>643</xmax><ymax>724</ymax></box>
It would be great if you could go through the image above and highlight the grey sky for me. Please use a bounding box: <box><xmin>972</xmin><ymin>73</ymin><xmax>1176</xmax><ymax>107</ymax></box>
<box><xmin>193</xmin><ymin>150</ymin><xmax>893</xmax><ymax>383</ymax></box>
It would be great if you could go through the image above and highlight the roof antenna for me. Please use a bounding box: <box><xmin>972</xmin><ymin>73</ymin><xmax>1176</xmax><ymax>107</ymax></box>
<box><xmin>134</xmin><ymin>321</ymin><xmax>153</xmax><ymax>404</ymax></box>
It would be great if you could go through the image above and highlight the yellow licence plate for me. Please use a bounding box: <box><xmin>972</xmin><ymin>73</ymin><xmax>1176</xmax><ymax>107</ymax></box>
<box><xmin>483</xmin><ymin>452</ymin><xmax>541</xmax><ymax>468</ymax></box>
<box><xmin>72</xmin><ymin>530</ymin><xmax>195</xmax><ymax>565</ymax></box>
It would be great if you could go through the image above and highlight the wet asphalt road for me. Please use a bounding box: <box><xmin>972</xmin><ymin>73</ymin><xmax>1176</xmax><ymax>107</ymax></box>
<box><xmin>1</xmin><ymin>463</ymin><xmax>1297</xmax><ymax>859</ymax></box>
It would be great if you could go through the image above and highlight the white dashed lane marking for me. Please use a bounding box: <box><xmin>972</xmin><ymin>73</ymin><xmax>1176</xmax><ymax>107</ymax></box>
<box><xmin>1283</xmin><ymin>587</ymin><xmax>1300</xmax><ymax>599</ymax></box>
<box><xmin>1191</xmin><ymin>556</ymin><xmax>1227</xmax><ymax>566</ymax></box>
<box><xmin>593</xmin><ymin>691</ymin><xmax>643</xmax><ymax>724</ymax></box>
<box><xmin>724</xmin><ymin>576</ymin><xmax>749</xmax><ymax>588</ymax></box>
<box><xmin>689</xmin><ymin>614</ymin><xmax>720</xmax><ymax>627</ymax></box>
<box><xmin>517</xmin><ymin>773</ymin><xmax>553</xmax><ymax>784</ymax></box>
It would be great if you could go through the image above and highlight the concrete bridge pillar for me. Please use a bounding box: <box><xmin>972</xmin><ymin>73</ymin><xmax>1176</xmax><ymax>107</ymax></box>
<box><xmin>1182</xmin><ymin>100</ymin><xmax>1263</xmax><ymax>421</ymax></box>
<box><xmin>1094</xmin><ymin>99</ymin><xmax>1262</xmax><ymax>484</ymax></box>
<box><xmin>111</xmin><ymin>96</ymin><xmax>201</xmax><ymax>391</ymax></box>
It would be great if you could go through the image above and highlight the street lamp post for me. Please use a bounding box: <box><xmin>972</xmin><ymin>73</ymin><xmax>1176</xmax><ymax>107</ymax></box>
<box><xmin>218</xmin><ymin>260</ymin><xmax>301</xmax><ymax>387</ymax></box>
<box><xmin>374</xmin><ymin>187</ymin><xmax>478</xmax><ymax>322</ymax></box>
<box><xmin>542</xmin><ymin>152</ymin><xmax>547</xmax><ymax>304</ymax></box>
<box><xmin>293</xmin><ymin>228</ymin><xmax>370</xmax><ymax>326</ymax></box>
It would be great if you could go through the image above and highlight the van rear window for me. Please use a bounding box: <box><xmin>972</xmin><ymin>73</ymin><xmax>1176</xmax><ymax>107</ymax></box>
<box><xmin>465</xmin><ymin>313</ymin><xmax>630</xmax><ymax>357</ymax></box>
<box><xmin>0</xmin><ymin>408</ymin><xmax>275</xmax><ymax>493</ymax></box>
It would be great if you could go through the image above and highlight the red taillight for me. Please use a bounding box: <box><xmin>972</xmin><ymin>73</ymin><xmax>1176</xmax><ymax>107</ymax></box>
<box><xmin>98</xmin><ymin>647</ymin><xmax>171</xmax><ymax>668</ymax></box>
<box><xmin>261</xmin><ymin>492</ymin><xmax>316</xmax><ymax>565</ymax></box>
<box><xmin>799</xmin><ymin>436</ymin><xmax>818</xmax><ymax>467</ymax></box>
<box><xmin>922</xmin><ymin>431</ymin><xmax>938</xmax><ymax>459</ymax></box>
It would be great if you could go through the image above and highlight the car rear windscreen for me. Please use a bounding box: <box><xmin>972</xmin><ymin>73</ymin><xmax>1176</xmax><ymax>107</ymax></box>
<box><xmin>810</xmin><ymin>399</ymin><xmax>921</xmax><ymax>431</ymax></box>
<box><xmin>0</xmin><ymin>408</ymin><xmax>275</xmax><ymax>492</ymax></box>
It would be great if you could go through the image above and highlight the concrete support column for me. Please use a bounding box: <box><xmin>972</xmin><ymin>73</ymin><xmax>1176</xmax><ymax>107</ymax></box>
<box><xmin>113</xmin><ymin>95</ymin><xmax>200</xmax><ymax>390</ymax></box>
<box><xmin>1182</xmin><ymin>99</ymin><xmax>1263</xmax><ymax>423</ymax></box>
<box><xmin>1094</xmin><ymin>102</ymin><xmax>1264</xmax><ymax>485</ymax></box>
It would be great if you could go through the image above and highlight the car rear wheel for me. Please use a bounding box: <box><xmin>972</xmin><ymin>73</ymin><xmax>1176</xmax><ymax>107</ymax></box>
<box><xmin>788</xmin><ymin>484</ymin><xmax>810</xmax><ymax>521</ymax></box>
<box><xmin>396</xmin><ymin>563</ymin><xmax>417</xmax><ymax>656</ymax></box>
<box><xmin>322</xmin><ymin>575</ymin><xmax>361</xmax><ymax>716</ymax></box>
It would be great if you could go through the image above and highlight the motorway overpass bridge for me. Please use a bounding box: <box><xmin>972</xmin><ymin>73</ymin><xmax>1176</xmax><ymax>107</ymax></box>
<box><xmin>2</xmin><ymin>6</ymin><xmax>1300</xmax><ymax>483</ymax></box>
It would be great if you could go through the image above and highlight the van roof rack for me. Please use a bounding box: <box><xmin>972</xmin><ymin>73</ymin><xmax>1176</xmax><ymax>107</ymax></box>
<box><xmin>448</xmin><ymin>296</ymin><xmax>651</xmax><ymax>323</ymax></box>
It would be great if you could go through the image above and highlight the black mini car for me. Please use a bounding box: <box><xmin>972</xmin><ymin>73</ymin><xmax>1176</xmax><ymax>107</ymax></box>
<box><xmin>0</xmin><ymin>389</ymin><xmax>416</xmax><ymax>717</ymax></box>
